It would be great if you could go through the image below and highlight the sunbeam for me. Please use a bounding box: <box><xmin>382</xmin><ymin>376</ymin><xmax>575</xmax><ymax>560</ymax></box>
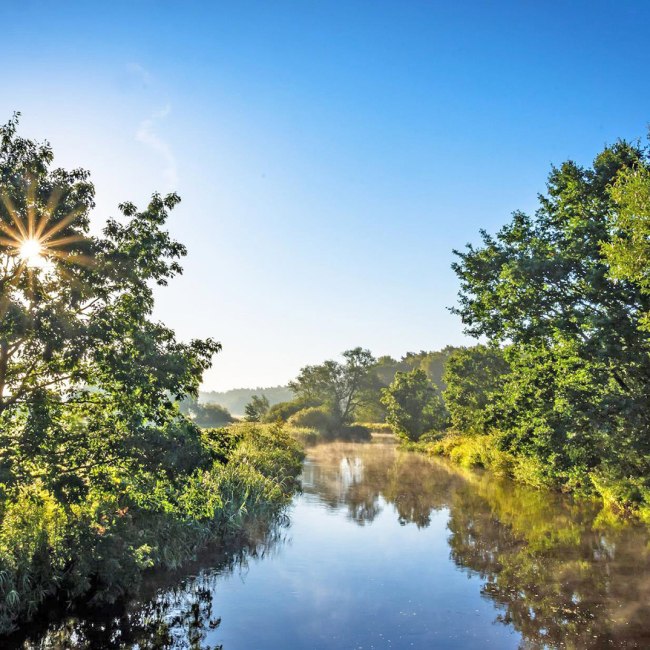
<box><xmin>0</xmin><ymin>189</ymin><xmax>92</xmax><ymax>276</ymax></box>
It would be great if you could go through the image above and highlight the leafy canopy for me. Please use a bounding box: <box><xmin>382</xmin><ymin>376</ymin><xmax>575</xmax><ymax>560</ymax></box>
<box><xmin>289</xmin><ymin>347</ymin><xmax>375</xmax><ymax>426</ymax></box>
<box><xmin>452</xmin><ymin>138</ymin><xmax>650</xmax><ymax>487</ymax></box>
<box><xmin>381</xmin><ymin>369</ymin><xmax>447</xmax><ymax>442</ymax></box>
<box><xmin>244</xmin><ymin>394</ymin><xmax>271</xmax><ymax>422</ymax></box>
<box><xmin>0</xmin><ymin>114</ymin><xmax>221</xmax><ymax>496</ymax></box>
<box><xmin>443</xmin><ymin>345</ymin><xmax>510</xmax><ymax>434</ymax></box>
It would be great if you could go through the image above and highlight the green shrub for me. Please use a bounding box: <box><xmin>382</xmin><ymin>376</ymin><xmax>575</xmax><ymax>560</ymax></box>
<box><xmin>264</xmin><ymin>399</ymin><xmax>315</xmax><ymax>423</ymax></box>
<box><xmin>286</xmin><ymin>426</ymin><xmax>321</xmax><ymax>445</ymax></box>
<box><xmin>0</xmin><ymin>423</ymin><xmax>304</xmax><ymax>635</ymax></box>
<box><xmin>287</xmin><ymin>407</ymin><xmax>336</xmax><ymax>436</ymax></box>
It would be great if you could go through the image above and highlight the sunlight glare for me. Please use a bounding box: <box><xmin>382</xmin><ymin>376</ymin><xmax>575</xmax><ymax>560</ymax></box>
<box><xmin>19</xmin><ymin>238</ymin><xmax>46</xmax><ymax>268</ymax></box>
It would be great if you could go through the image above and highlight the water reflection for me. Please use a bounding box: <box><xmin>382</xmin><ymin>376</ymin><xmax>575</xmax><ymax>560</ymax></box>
<box><xmin>305</xmin><ymin>442</ymin><xmax>650</xmax><ymax>648</ymax></box>
<box><xmin>11</xmin><ymin>440</ymin><xmax>650</xmax><ymax>649</ymax></box>
<box><xmin>11</xmin><ymin>519</ymin><xmax>289</xmax><ymax>650</ymax></box>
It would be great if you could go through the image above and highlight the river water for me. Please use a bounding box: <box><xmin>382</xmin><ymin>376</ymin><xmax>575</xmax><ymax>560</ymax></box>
<box><xmin>16</xmin><ymin>438</ymin><xmax>650</xmax><ymax>649</ymax></box>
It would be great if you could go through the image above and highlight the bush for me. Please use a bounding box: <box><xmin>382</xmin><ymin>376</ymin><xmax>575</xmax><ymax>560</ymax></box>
<box><xmin>354</xmin><ymin>422</ymin><xmax>393</xmax><ymax>434</ymax></box>
<box><xmin>287</xmin><ymin>407</ymin><xmax>336</xmax><ymax>436</ymax></box>
<box><xmin>0</xmin><ymin>423</ymin><xmax>304</xmax><ymax>635</ymax></box>
<box><xmin>381</xmin><ymin>369</ymin><xmax>448</xmax><ymax>441</ymax></box>
<box><xmin>264</xmin><ymin>399</ymin><xmax>315</xmax><ymax>423</ymax></box>
<box><xmin>286</xmin><ymin>426</ymin><xmax>321</xmax><ymax>446</ymax></box>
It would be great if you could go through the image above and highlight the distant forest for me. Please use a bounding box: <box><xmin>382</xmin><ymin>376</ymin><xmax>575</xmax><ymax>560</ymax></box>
<box><xmin>200</xmin><ymin>385</ymin><xmax>294</xmax><ymax>415</ymax></box>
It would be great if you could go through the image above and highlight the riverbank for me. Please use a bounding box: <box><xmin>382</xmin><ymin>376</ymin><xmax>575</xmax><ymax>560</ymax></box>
<box><xmin>0</xmin><ymin>423</ymin><xmax>304</xmax><ymax>636</ymax></box>
<box><xmin>13</xmin><ymin>439</ymin><xmax>650</xmax><ymax>649</ymax></box>
<box><xmin>404</xmin><ymin>431</ymin><xmax>650</xmax><ymax>525</ymax></box>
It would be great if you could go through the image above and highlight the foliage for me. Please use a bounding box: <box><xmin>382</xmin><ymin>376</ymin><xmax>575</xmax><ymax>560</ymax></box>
<box><xmin>447</xmin><ymin>136</ymin><xmax>650</xmax><ymax>512</ymax></box>
<box><xmin>354</xmin><ymin>348</ymin><xmax>461</xmax><ymax>422</ymax></box>
<box><xmin>244</xmin><ymin>394</ymin><xmax>270</xmax><ymax>422</ymax></box>
<box><xmin>0</xmin><ymin>117</ymin><xmax>304</xmax><ymax>635</ymax></box>
<box><xmin>603</xmin><ymin>164</ymin><xmax>650</xmax><ymax>328</ymax></box>
<box><xmin>287</xmin><ymin>406</ymin><xmax>336</xmax><ymax>435</ymax></box>
<box><xmin>286</xmin><ymin>407</ymin><xmax>371</xmax><ymax>442</ymax></box>
<box><xmin>442</xmin><ymin>345</ymin><xmax>510</xmax><ymax>434</ymax></box>
<box><xmin>0</xmin><ymin>115</ymin><xmax>221</xmax><ymax>499</ymax></box>
<box><xmin>381</xmin><ymin>369</ymin><xmax>447</xmax><ymax>441</ymax></box>
<box><xmin>180</xmin><ymin>397</ymin><xmax>234</xmax><ymax>427</ymax></box>
<box><xmin>263</xmin><ymin>398</ymin><xmax>315</xmax><ymax>423</ymax></box>
<box><xmin>0</xmin><ymin>422</ymin><xmax>303</xmax><ymax>635</ymax></box>
<box><xmin>289</xmin><ymin>347</ymin><xmax>376</xmax><ymax>428</ymax></box>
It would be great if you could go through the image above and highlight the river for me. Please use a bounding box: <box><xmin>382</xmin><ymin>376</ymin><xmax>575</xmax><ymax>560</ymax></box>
<box><xmin>14</xmin><ymin>437</ymin><xmax>650</xmax><ymax>649</ymax></box>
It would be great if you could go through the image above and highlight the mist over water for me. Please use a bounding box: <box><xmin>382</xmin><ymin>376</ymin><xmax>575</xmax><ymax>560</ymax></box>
<box><xmin>16</xmin><ymin>439</ymin><xmax>650</xmax><ymax>649</ymax></box>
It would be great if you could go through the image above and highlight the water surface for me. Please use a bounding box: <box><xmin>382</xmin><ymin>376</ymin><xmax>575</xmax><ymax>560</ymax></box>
<box><xmin>17</xmin><ymin>439</ymin><xmax>650</xmax><ymax>649</ymax></box>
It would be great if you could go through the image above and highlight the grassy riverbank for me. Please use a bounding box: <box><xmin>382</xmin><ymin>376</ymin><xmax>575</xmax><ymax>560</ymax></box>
<box><xmin>0</xmin><ymin>423</ymin><xmax>303</xmax><ymax>636</ymax></box>
<box><xmin>403</xmin><ymin>432</ymin><xmax>650</xmax><ymax>524</ymax></box>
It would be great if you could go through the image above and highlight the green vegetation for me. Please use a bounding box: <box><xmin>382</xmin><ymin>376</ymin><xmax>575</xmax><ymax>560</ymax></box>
<box><xmin>244</xmin><ymin>394</ymin><xmax>270</xmax><ymax>422</ymax></box>
<box><xmin>442</xmin><ymin>345</ymin><xmax>509</xmax><ymax>434</ymax></box>
<box><xmin>265</xmin><ymin>347</ymin><xmax>464</xmax><ymax>443</ymax></box>
<box><xmin>2</xmin><ymin>110</ymin><xmax>649</xmax><ymax>638</ymax></box>
<box><xmin>180</xmin><ymin>396</ymin><xmax>235</xmax><ymax>427</ymax></box>
<box><xmin>395</xmin><ymin>137</ymin><xmax>650</xmax><ymax>521</ymax></box>
<box><xmin>261</xmin><ymin>347</ymin><xmax>376</xmax><ymax>442</ymax></box>
<box><xmin>250</xmin><ymin>134</ymin><xmax>650</xmax><ymax>521</ymax></box>
<box><xmin>381</xmin><ymin>369</ymin><xmax>446</xmax><ymax>441</ymax></box>
<box><xmin>0</xmin><ymin>117</ymin><xmax>303</xmax><ymax>635</ymax></box>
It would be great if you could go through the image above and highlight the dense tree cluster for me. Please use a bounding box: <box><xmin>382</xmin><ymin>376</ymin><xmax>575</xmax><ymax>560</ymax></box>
<box><xmin>380</xmin><ymin>369</ymin><xmax>446</xmax><ymax>441</ymax></box>
<box><xmin>448</xmin><ymin>138</ymin><xmax>650</xmax><ymax>511</ymax></box>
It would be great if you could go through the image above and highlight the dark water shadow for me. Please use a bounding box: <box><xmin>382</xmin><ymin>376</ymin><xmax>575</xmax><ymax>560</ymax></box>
<box><xmin>7</xmin><ymin>516</ymin><xmax>291</xmax><ymax>650</ymax></box>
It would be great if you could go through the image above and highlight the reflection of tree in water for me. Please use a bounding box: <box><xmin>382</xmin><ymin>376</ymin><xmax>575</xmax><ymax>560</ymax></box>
<box><xmin>304</xmin><ymin>442</ymin><xmax>464</xmax><ymax>526</ymax></box>
<box><xmin>12</xmin><ymin>518</ymin><xmax>290</xmax><ymax>650</ymax></box>
<box><xmin>302</xmin><ymin>443</ymin><xmax>396</xmax><ymax>524</ymax></box>
<box><xmin>384</xmin><ymin>453</ymin><xmax>463</xmax><ymax>528</ymax></box>
<box><xmin>308</xmin><ymin>442</ymin><xmax>650</xmax><ymax>648</ymax></box>
<box><xmin>446</xmin><ymin>477</ymin><xmax>650</xmax><ymax>648</ymax></box>
<box><xmin>16</xmin><ymin>444</ymin><xmax>650</xmax><ymax>649</ymax></box>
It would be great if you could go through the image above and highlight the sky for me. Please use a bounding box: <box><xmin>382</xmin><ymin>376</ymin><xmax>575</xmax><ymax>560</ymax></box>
<box><xmin>1</xmin><ymin>1</ymin><xmax>649</xmax><ymax>391</ymax></box>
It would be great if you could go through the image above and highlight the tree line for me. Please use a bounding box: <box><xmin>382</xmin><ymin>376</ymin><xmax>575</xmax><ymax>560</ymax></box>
<box><xmin>262</xmin><ymin>134</ymin><xmax>650</xmax><ymax>520</ymax></box>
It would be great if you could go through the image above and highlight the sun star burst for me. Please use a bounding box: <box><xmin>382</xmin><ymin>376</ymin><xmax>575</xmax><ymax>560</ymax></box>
<box><xmin>0</xmin><ymin>183</ymin><xmax>92</xmax><ymax>276</ymax></box>
<box><xmin>18</xmin><ymin>238</ymin><xmax>45</xmax><ymax>267</ymax></box>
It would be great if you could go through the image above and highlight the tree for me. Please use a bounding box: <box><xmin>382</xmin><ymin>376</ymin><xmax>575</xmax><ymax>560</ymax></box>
<box><xmin>180</xmin><ymin>398</ymin><xmax>234</xmax><ymax>427</ymax></box>
<box><xmin>289</xmin><ymin>347</ymin><xmax>375</xmax><ymax>427</ymax></box>
<box><xmin>452</xmin><ymin>139</ymin><xmax>650</xmax><ymax>485</ymax></box>
<box><xmin>0</xmin><ymin>114</ymin><xmax>221</xmax><ymax>494</ymax></box>
<box><xmin>401</xmin><ymin>347</ymin><xmax>461</xmax><ymax>392</ymax></box>
<box><xmin>381</xmin><ymin>369</ymin><xmax>447</xmax><ymax>441</ymax></box>
<box><xmin>244</xmin><ymin>394</ymin><xmax>270</xmax><ymax>422</ymax></box>
<box><xmin>603</xmin><ymin>164</ymin><xmax>650</xmax><ymax>328</ymax></box>
<box><xmin>443</xmin><ymin>346</ymin><xmax>510</xmax><ymax>434</ymax></box>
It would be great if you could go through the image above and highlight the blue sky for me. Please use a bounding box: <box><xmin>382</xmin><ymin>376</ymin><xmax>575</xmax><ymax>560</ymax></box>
<box><xmin>2</xmin><ymin>1</ymin><xmax>649</xmax><ymax>390</ymax></box>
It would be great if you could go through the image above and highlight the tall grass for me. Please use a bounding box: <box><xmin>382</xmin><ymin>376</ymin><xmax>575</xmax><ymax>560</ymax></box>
<box><xmin>0</xmin><ymin>423</ymin><xmax>304</xmax><ymax>635</ymax></box>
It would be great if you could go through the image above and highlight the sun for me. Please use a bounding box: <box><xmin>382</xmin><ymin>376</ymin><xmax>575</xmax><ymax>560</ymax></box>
<box><xmin>0</xmin><ymin>179</ymin><xmax>92</xmax><ymax>276</ymax></box>
<box><xmin>19</xmin><ymin>238</ymin><xmax>45</xmax><ymax>267</ymax></box>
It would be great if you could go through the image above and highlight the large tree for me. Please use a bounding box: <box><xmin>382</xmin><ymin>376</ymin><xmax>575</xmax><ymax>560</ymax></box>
<box><xmin>442</xmin><ymin>345</ymin><xmax>510</xmax><ymax>434</ymax></box>
<box><xmin>289</xmin><ymin>347</ymin><xmax>375</xmax><ymax>426</ymax></box>
<box><xmin>603</xmin><ymin>163</ymin><xmax>650</xmax><ymax>328</ymax></box>
<box><xmin>0</xmin><ymin>114</ymin><xmax>220</xmax><ymax>495</ymax></box>
<box><xmin>244</xmin><ymin>394</ymin><xmax>270</xmax><ymax>422</ymax></box>
<box><xmin>452</xmin><ymin>140</ymin><xmax>650</xmax><ymax>485</ymax></box>
<box><xmin>381</xmin><ymin>369</ymin><xmax>447</xmax><ymax>441</ymax></box>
